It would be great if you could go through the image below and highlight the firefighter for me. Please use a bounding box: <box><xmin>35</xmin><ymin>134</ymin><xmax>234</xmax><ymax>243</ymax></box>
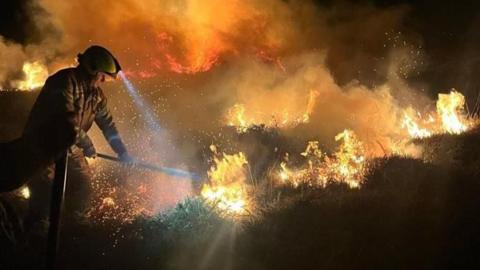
<box><xmin>24</xmin><ymin>45</ymin><xmax>133</xmax><ymax>229</ymax></box>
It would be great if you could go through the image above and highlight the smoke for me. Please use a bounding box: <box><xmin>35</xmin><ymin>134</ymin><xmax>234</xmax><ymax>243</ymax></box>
<box><xmin>2</xmin><ymin>0</ymin><xmax>416</xmax><ymax>81</ymax></box>
<box><xmin>206</xmin><ymin>50</ymin><xmax>430</xmax><ymax>157</ymax></box>
<box><xmin>0</xmin><ymin>37</ymin><xmax>25</xmax><ymax>87</ymax></box>
<box><xmin>30</xmin><ymin>0</ymin><xmax>297</xmax><ymax>76</ymax></box>
<box><xmin>0</xmin><ymin>0</ymin><xmax>440</xmax><ymax>213</ymax></box>
<box><xmin>0</xmin><ymin>0</ymin><xmax>433</xmax><ymax>152</ymax></box>
<box><xmin>0</xmin><ymin>0</ymin><xmax>62</xmax><ymax>88</ymax></box>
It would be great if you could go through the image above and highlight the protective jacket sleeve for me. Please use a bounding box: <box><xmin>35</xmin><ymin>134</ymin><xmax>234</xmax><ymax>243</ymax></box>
<box><xmin>76</xmin><ymin>130</ymin><xmax>94</xmax><ymax>151</ymax></box>
<box><xmin>95</xmin><ymin>88</ymin><xmax>128</xmax><ymax>155</ymax></box>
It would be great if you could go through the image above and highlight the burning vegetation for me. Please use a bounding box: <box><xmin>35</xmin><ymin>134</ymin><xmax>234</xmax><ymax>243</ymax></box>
<box><xmin>278</xmin><ymin>130</ymin><xmax>366</xmax><ymax>188</ymax></box>
<box><xmin>402</xmin><ymin>90</ymin><xmax>473</xmax><ymax>139</ymax></box>
<box><xmin>205</xmin><ymin>89</ymin><xmax>474</xmax><ymax>216</ymax></box>
<box><xmin>201</xmin><ymin>146</ymin><xmax>251</xmax><ymax>215</ymax></box>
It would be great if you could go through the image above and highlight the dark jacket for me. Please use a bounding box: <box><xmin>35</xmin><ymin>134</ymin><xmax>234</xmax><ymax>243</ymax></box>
<box><xmin>24</xmin><ymin>67</ymin><xmax>127</xmax><ymax>155</ymax></box>
<box><xmin>0</xmin><ymin>112</ymin><xmax>77</xmax><ymax>192</ymax></box>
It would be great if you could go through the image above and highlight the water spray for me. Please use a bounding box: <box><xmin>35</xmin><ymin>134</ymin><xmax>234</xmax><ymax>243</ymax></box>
<box><xmin>117</xmin><ymin>72</ymin><xmax>200</xmax><ymax>180</ymax></box>
<box><xmin>119</xmin><ymin>71</ymin><xmax>162</xmax><ymax>132</ymax></box>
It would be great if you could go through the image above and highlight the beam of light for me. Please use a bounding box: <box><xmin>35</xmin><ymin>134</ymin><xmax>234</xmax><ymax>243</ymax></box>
<box><xmin>119</xmin><ymin>71</ymin><xmax>162</xmax><ymax>133</ymax></box>
<box><xmin>197</xmin><ymin>223</ymin><xmax>236</xmax><ymax>270</ymax></box>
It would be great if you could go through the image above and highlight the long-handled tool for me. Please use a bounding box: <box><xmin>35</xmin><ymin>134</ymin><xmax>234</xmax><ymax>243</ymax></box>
<box><xmin>47</xmin><ymin>152</ymin><xmax>68</xmax><ymax>270</ymax></box>
<box><xmin>96</xmin><ymin>153</ymin><xmax>201</xmax><ymax>180</ymax></box>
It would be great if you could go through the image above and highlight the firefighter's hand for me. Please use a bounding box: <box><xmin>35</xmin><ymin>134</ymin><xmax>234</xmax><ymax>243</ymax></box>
<box><xmin>119</xmin><ymin>152</ymin><xmax>135</xmax><ymax>166</ymax></box>
<box><xmin>83</xmin><ymin>145</ymin><xmax>97</xmax><ymax>158</ymax></box>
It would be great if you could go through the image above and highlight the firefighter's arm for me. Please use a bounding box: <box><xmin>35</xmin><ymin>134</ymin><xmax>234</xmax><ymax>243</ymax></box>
<box><xmin>94</xmin><ymin>90</ymin><xmax>128</xmax><ymax>157</ymax></box>
<box><xmin>76</xmin><ymin>130</ymin><xmax>96</xmax><ymax>158</ymax></box>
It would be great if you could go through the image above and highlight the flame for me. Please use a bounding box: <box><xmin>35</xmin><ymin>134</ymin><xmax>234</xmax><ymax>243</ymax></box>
<box><xmin>226</xmin><ymin>90</ymin><xmax>319</xmax><ymax>132</ymax></box>
<box><xmin>201</xmin><ymin>147</ymin><xmax>250</xmax><ymax>215</ymax></box>
<box><xmin>278</xmin><ymin>130</ymin><xmax>367</xmax><ymax>189</ymax></box>
<box><xmin>401</xmin><ymin>90</ymin><xmax>473</xmax><ymax>139</ymax></box>
<box><xmin>256</xmin><ymin>48</ymin><xmax>286</xmax><ymax>72</ymax></box>
<box><xmin>401</xmin><ymin>109</ymin><xmax>433</xmax><ymax>139</ymax></box>
<box><xmin>150</xmin><ymin>1</ymin><xmax>288</xmax><ymax>74</ymax></box>
<box><xmin>154</xmin><ymin>0</ymin><xmax>236</xmax><ymax>74</ymax></box>
<box><xmin>329</xmin><ymin>130</ymin><xmax>366</xmax><ymax>188</ymax></box>
<box><xmin>17</xmin><ymin>186</ymin><xmax>31</xmax><ymax>199</ymax></box>
<box><xmin>278</xmin><ymin>152</ymin><xmax>308</xmax><ymax>187</ymax></box>
<box><xmin>301</xmin><ymin>141</ymin><xmax>322</xmax><ymax>157</ymax></box>
<box><xmin>164</xmin><ymin>50</ymin><xmax>220</xmax><ymax>74</ymax></box>
<box><xmin>13</xmin><ymin>61</ymin><xmax>48</xmax><ymax>90</ymax></box>
<box><xmin>226</xmin><ymin>104</ymin><xmax>249</xmax><ymax>133</ymax></box>
<box><xmin>278</xmin><ymin>161</ymin><xmax>291</xmax><ymax>182</ymax></box>
<box><xmin>303</xmin><ymin>90</ymin><xmax>320</xmax><ymax>123</ymax></box>
<box><xmin>437</xmin><ymin>90</ymin><xmax>470</xmax><ymax>134</ymax></box>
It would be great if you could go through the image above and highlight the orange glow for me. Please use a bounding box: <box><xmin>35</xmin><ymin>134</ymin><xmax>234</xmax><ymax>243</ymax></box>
<box><xmin>14</xmin><ymin>61</ymin><xmax>48</xmax><ymax>90</ymax></box>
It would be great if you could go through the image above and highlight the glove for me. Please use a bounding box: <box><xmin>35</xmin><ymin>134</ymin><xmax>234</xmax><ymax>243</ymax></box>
<box><xmin>77</xmin><ymin>132</ymin><xmax>96</xmax><ymax>158</ymax></box>
<box><xmin>119</xmin><ymin>152</ymin><xmax>135</xmax><ymax>165</ymax></box>
<box><xmin>110</xmin><ymin>138</ymin><xmax>127</xmax><ymax>158</ymax></box>
<box><xmin>83</xmin><ymin>145</ymin><xmax>97</xmax><ymax>158</ymax></box>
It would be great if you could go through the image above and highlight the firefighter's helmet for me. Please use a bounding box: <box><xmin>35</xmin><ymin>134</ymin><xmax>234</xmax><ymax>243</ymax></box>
<box><xmin>78</xmin><ymin>45</ymin><xmax>121</xmax><ymax>77</ymax></box>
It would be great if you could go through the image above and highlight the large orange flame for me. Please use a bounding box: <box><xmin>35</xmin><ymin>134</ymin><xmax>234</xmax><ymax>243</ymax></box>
<box><xmin>437</xmin><ymin>90</ymin><xmax>470</xmax><ymax>134</ymax></box>
<box><xmin>201</xmin><ymin>146</ymin><xmax>250</xmax><ymax>215</ymax></box>
<box><xmin>402</xmin><ymin>90</ymin><xmax>473</xmax><ymax>139</ymax></box>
